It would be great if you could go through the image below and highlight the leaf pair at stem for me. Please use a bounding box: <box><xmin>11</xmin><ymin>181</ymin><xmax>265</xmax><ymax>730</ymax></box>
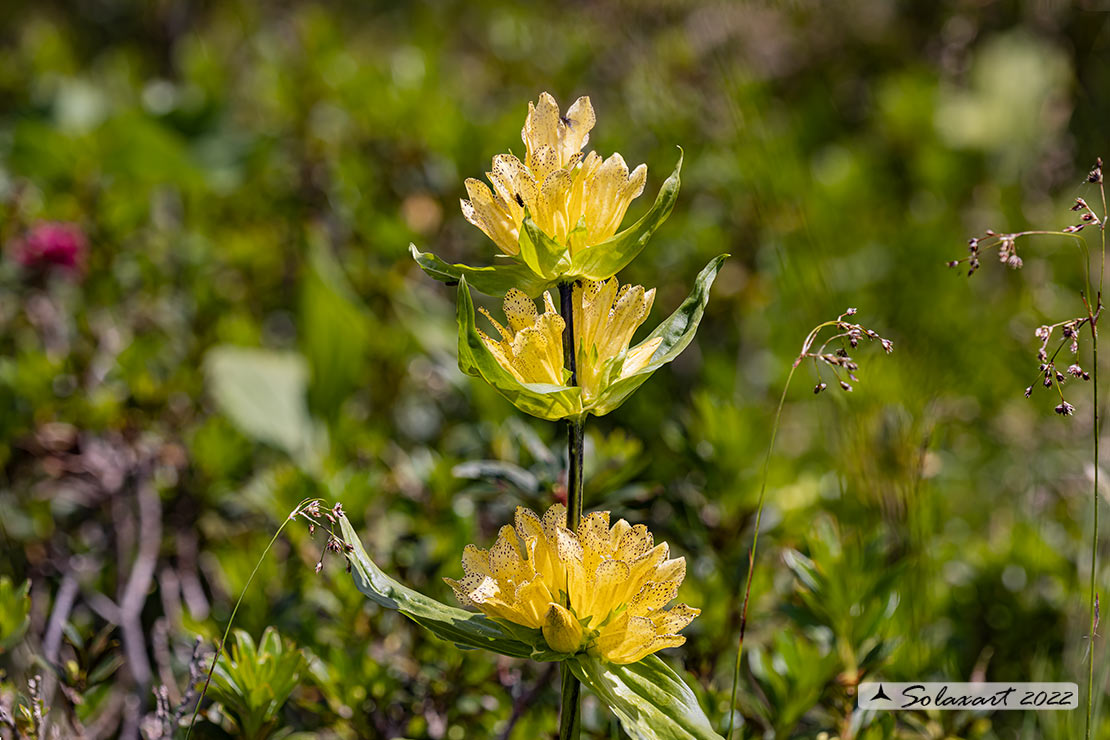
<box><xmin>456</xmin><ymin>255</ymin><xmax>727</xmax><ymax>421</ymax></box>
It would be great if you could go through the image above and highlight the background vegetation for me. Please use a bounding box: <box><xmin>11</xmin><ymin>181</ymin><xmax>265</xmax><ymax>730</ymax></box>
<box><xmin>1</xmin><ymin>1</ymin><xmax>1108</xmax><ymax>737</ymax></box>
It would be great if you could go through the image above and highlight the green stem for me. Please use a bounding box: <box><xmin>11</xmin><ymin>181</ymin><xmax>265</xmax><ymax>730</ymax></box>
<box><xmin>559</xmin><ymin>664</ymin><xmax>583</xmax><ymax>740</ymax></box>
<box><xmin>558</xmin><ymin>281</ymin><xmax>583</xmax><ymax>740</ymax></box>
<box><xmin>1085</xmin><ymin>181</ymin><xmax>1106</xmax><ymax>740</ymax></box>
<box><xmin>727</xmin><ymin>364</ymin><xmax>798</xmax><ymax>739</ymax></box>
<box><xmin>567</xmin><ymin>418</ymin><xmax>585</xmax><ymax>528</ymax></box>
<box><xmin>1087</xmin><ymin>321</ymin><xmax>1099</xmax><ymax>740</ymax></box>
<box><xmin>185</xmin><ymin>499</ymin><xmax>317</xmax><ymax>739</ymax></box>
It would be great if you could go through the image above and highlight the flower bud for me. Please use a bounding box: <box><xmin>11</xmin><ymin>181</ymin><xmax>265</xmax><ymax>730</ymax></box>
<box><xmin>542</xmin><ymin>603</ymin><xmax>584</xmax><ymax>654</ymax></box>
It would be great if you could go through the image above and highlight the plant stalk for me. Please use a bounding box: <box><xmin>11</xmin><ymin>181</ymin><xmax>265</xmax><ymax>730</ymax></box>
<box><xmin>1086</xmin><ymin>202</ymin><xmax>1106</xmax><ymax>740</ymax></box>
<box><xmin>567</xmin><ymin>419</ymin><xmax>585</xmax><ymax>528</ymax></box>
<box><xmin>559</xmin><ymin>664</ymin><xmax>583</xmax><ymax>740</ymax></box>
<box><xmin>185</xmin><ymin>499</ymin><xmax>317</xmax><ymax>739</ymax></box>
<box><xmin>1086</xmin><ymin>180</ymin><xmax>1106</xmax><ymax>740</ymax></box>
<box><xmin>728</xmin><ymin>364</ymin><xmax>798</xmax><ymax>739</ymax></box>
<box><xmin>1087</xmin><ymin>315</ymin><xmax>1099</xmax><ymax>740</ymax></box>
<box><xmin>558</xmin><ymin>281</ymin><xmax>583</xmax><ymax>740</ymax></box>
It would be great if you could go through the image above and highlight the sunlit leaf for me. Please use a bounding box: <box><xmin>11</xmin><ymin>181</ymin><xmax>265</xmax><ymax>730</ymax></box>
<box><xmin>569</xmin><ymin>653</ymin><xmax>723</xmax><ymax>740</ymax></box>
<box><xmin>518</xmin><ymin>216</ymin><xmax>571</xmax><ymax>279</ymax></box>
<box><xmin>338</xmin><ymin>514</ymin><xmax>544</xmax><ymax>659</ymax></box>
<box><xmin>410</xmin><ymin>244</ymin><xmax>550</xmax><ymax>297</ymax></box>
<box><xmin>209</xmin><ymin>627</ymin><xmax>306</xmax><ymax>740</ymax></box>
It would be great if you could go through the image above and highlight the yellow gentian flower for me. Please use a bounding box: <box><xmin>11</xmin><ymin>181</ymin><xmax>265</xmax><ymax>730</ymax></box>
<box><xmin>476</xmin><ymin>277</ymin><xmax>662</xmax><ymax>401</ymax></box>
<box><xmin>446</xmin><ymin>505</ymin><xmax>699</xmax><ymax>665</ymax></box>
<box><xmin>477</xmin><ymin>288</ymin><xmax>566</xmax><ymax>386</ymax></box>
<box><xmin>462</xmin><ymin>92</ymin><xmax>647</xmax><ymax>257</ymax></box>
<box><xmin>573</xmin><ymin>277</ymin><xmax>663</xmax><ymax>402</ymax></box>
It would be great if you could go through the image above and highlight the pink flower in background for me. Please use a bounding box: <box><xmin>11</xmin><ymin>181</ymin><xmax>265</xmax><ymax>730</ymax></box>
<box><xmin>11</xmin><ymin>222</ymin><xmax>87</xmax><ymax>275</ymax></box>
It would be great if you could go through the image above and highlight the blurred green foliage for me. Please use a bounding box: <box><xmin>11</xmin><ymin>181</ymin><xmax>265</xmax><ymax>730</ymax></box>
<box><xmin>1</xmin><ymin>1</ymin><xmax>1109</xmax><ymax>738</ymax></box>
<box><xmin>0</xmin><ymin>579</ymin><xmax>30</xmax><ymax>653</ymax></box>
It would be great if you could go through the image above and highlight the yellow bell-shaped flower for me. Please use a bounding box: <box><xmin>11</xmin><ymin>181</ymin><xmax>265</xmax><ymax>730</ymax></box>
<box><xmin>462</xmin><ymin>92</ymin><xmax>647</xmax><ymax>257</ymax></box>
<box><xmin>477</xmin><ymin>289</ymin><xmax>566</xmax><ymax>386</ymax></box>
<box><xmin>412</xmin><ymin>92</ymin><xmax>685</xmax><ymax>298</ymax></box>
<box><xmin>573</xmin><ymin>277</ymin><xmax>664</xmax><ymax>403</ymax></box>
<box><xmin>446</xmin><ymin>505</ymin><xmax>699</xmax><ymax>665</ymax></box>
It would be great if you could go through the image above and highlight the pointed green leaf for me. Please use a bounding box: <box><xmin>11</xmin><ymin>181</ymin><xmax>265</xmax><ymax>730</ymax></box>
<box><xmin>338</xmin><ymin>514</ymin><xmax>538</xmax><ymax>659</ymax></box>
<box><xmin>569</xmin><ymin>653</ymin><xmax>724</xmax><ymax>740</ymax></box>
<box><xmin>410</xmin><ymin>244</ymin><xmax>551</xmax><ymax>297</ymax></box>
<box><xmin>567</xmin><ymin>150</ymin><xmax>683</xmax><ymax>281</ymax></box>
<box><xmin>457</xmin><ymin>278</ymin><xmax>583</xmax><ymax>421</ymax></box>
<box><xmin>590</xmin><ymin>254</ymin><xmax>727</xmax><ymax>416</ymax></box>
<box><xmin>518</xmin><ymin>216</ymin><xmax>571</xmax><ymax>279</ymax></box>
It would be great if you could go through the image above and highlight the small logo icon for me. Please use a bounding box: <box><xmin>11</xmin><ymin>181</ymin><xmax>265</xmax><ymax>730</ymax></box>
<box><xmin>869</xmin><ymin>684</ymin><xmax>891</xmax><ymax>703</ymax></box>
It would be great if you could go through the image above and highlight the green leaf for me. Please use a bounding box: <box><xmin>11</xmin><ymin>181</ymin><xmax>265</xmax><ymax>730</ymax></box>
<box><xmin>518</xmin><ymin>216</ymin><xmax>571</xmax><ymax>279</ymax></box>
<box><xmin>301</xmin><ymin>237</ymin><xmax>371</xmax><ymax>421</ymax></box>
<box><xmin>590</xmin><ymin>254</ymin><xmax>727</xmax><ymax>416</ymax></box>
<box><xmin>338</xmin><ymin>514</ymin><xmax>539</xmax><ymax>659</ymax></box>
<box><xmin>456</xmin><ymin>278</ymin><xmax>584</xmax><ymax>421</ymax></box>
<box><xmin>0</xmin><ymin>577</ymin><xmax>30</xmax><ymax>651</ymax></box>
<box><xmin>410</xmin><ymin>244</ymin><xmax>551</xmax><ymax>297</ymax></box>
<box><xmin>210</xmin><ymin>627</ymin><xmax>307</xmax><ymax>740</ymax></box>
<box><xmin>567</xmin><ymin>150</ymin><xmax>683</xmax><ymax>281</ymax></box>
<box><xmin>569</xmin><ymin>653</ymin><xmax>724</xmax><ymax>740</ymax></box>
<box><xmin>204</xmin><ymin>346</ymin><xmax>327</xmax><ymax>470</ymax></box>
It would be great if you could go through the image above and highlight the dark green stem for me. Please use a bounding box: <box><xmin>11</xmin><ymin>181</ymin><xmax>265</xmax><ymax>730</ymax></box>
<box><xmin>567</xmin><ymin>418</ymin><xmax>585</xmax><ymax>529</ymax></box>
<box><xmin>558</xmin><ymin>281</ymin><xmax>583</xmax><ymax>740</ymax></box>
<box><xmin>559</xmin><ymin>664</ymin><xmax>583</xmax><ymax>740</ymax></box>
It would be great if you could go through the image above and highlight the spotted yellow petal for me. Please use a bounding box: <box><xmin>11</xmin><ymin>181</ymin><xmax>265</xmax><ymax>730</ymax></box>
<box><xmin>449</xmin><ymin>505</ymin><xmax>697</xmax><ymax>663</ymax></box>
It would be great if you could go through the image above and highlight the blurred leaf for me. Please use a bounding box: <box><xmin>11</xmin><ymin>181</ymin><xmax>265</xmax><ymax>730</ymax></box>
<box><xmin>452</xmin><ymin>459</ymin><xmax>540</xmax><ymax>493</ymax></box>
<box><xmin>746</xmin><ymin>631</ymin><xmax>839</xmax><ymax>737</ymax></box>
<box><xmin>569</xmin><ymin>653</ymin><xmax>723</xmax><ymax>740</ymax></box>
<box><xmin>204</xmin><ymin>346</ymin><xmax>326</xmax><ymax>469</ymax></box>
<box><xmin>0</xmin><ymin>577</ymin><xmax>30</xmax><ymax>651</ymax></box>
<box><xmin>301</xmin><ymin>240</ymin><xmax>371</xmax><ymax>420</ymax></box>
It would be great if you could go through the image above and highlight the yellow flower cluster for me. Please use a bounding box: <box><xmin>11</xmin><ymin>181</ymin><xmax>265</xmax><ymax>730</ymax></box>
<box><xmin>462</xmin><ymin>93</ymin><xmax>648</xmax><ymax>256</ymax></box>
<box><xmin>446</xmin><ymin>505</ymin><xmax>698</xmax><ymax>665</ymax></box>
<box><xmin>477</xmin><ymin>278</ymin><xmax>662</xmax><ymax>399</ymax></box>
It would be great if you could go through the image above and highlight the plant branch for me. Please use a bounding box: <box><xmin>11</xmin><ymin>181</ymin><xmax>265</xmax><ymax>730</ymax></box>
<box><xmin>558</xmin><ymin>281</ymin><xmax>583</xmax><ymax>740</ymax></box>
<box><xmin>1086</xmin><ymin>162</ymin><xmax>1105</xmax><ymax>740</ymax></box>
<box><xmin>559</xmin><ymin>665</ymin><xmax>582</xmax><ymax>740</ymax></box>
